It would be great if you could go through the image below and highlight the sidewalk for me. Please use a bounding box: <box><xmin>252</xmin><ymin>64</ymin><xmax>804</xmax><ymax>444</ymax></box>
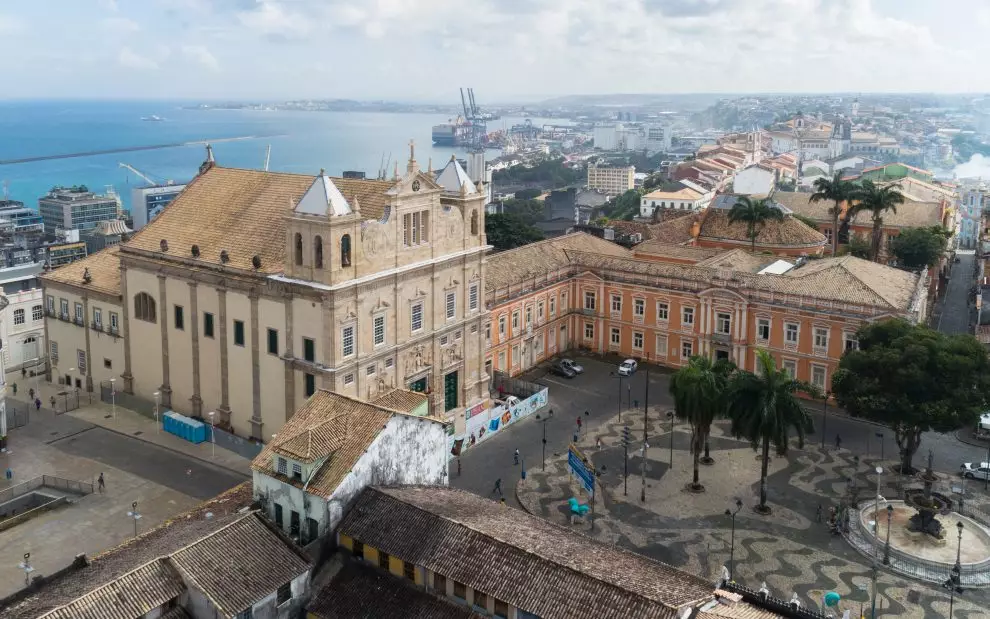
<box><xmin>6</xmin><ymin>377</ymin><xmax>252</xmax><ymax>476</ymax></box>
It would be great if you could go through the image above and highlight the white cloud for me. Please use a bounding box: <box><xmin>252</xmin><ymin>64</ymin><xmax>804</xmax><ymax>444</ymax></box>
<box><xmin>0</xmin><ymin>14</ymin><xmax>25</xmax><ymax>34</ymax></box>
<box><xmin>102</xmin><ymin>16</ymin><xmax>140</xmax><ymax>34</ymax></box>
<box><xmin>98</xmin><ymin>0</ymin><xmax>119</xmax><ymax>12</ymax></box>
<box><xmin>117</xmin><ymin>47</ymin><xmax>159</xmax><ymax>70</ymax></box>
<box><xmin>182</xmin><ymin>44</ymin><xmax>220</xmax><ymax>71</ymax></box>
<box><xmin>237</xmin><ymin>1</ymin><xmax>313</xmax><ymax>40</ymax></box>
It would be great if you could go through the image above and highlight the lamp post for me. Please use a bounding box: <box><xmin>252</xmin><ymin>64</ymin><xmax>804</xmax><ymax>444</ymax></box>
<box><xmin>127</xmin><ymin>501</ymin><xmax>142</xmax><ymax>538</ymax></box>
<box><xmin>871</xmin><ymin>466</ymin><xmax>883</xmax><ymax>619</ymax></box>
<box><xmin>820</xmin><ymin>391</ymin><xmax>829</xmax><ymax>450</ymax></box>
<box><xmin>985</xmin><ymin>442</ymin><xmax>989</xmax><ymax>492</ymax></box>
<box><xmin>610</xmin><ymin>371</ymin><xmax>624</xmax><ymax>421</ymax></box>
<box><xmin>666</xmin><ymin>410</ymin><xmax>674</xmax><ymax>469</ymax></box>
<box><xmin>208</xmin><ymin>410</ymin><xmax>216</xmax><ymax>458</ymax></box>
<box><xmin>876</xmin><ymin>432</ymin><xmax>885</xmax><ymax>464</ymax></box>
<box><xmin>641</xmin><ymin>355</ymin><xmax>650</xmax><ymax>503</ymax></box>
<box><xmin>153</xmin><ymin>391</ymin><xmax>160</xmax><ymax>433</ymax></box>
<box><xmin>883</xmin><ymin>504</ymin><xmax>893</xmax><ymax>565</ymax></box>
<box><xmin>949</xmin><ymin>521</ymin><xmax>964</xmax><ymax>617</ymax></box>
<box><xmin>18</xmin><ymin>552</ymin><xmax>33</xmax><ymax>586</ymax></box>
<box><xmin>535</xmin><ymin>412</ymin><xmax>551</xmax><ymax>471</ymax></box>
<box><xmin>725</xmin><ymin>499</ymin><xmax>743</xmax><ymax>579</ymax></box>
<box><xmin>109</xmin><ymin>377</ymin><xmax>116</xmax><ymax>420</ymax></box>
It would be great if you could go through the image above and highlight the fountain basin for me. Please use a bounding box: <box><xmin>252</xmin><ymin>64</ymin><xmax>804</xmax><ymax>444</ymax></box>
<box><xmin>861</xmin><ymin>501</ymin><xmax>990</xmax><ymax>565</ymax></box>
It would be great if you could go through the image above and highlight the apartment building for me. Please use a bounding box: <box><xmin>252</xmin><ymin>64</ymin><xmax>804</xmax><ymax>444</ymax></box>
<box><xmin>639</xmin><ymin>186</ymin><xmax>705</xmax><ymax>215</ymax></box>
<box><xmin>41</xmin><ymin>147</ymin><xmax>490</xmax><ymax>439</ymax></box>
<box><xmin>485</xmin><ymin>232</ymin><xmax>927</xmax><ymax>394</ymax></box>
<box><xmin>38</xmin><ymin>186</ymin><xmax>120</xmax><ymax>233</ymax></box>
<box><xmin>0</xmin><ymin>288</ymin><xmax>44</xmax><ymax>373</ymax></box>
<box><xmin>586</xmin><ymin>164</ymin><xmax>635</xmax><ymax>195</ymax></box>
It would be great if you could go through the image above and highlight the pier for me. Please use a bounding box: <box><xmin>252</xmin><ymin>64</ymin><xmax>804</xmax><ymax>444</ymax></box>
<box><xmin>0</xmin><ymin>135</ymin><xmax>275</xmax><ymax>166</ymax></box>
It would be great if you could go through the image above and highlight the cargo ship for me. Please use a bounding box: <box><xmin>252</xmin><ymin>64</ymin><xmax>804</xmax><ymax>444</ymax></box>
<box><xmin>432</xmin><ymin>116</ymin><xmax>473</xmax><ymax>146</ymax></box>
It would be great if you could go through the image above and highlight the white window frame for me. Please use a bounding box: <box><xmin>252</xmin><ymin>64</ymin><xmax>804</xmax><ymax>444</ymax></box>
<box><xmin>511</xmin><ymin>311</ymin><xmax>519</xmax><ymax>331</ymax></box>
<box><xmin>549</xmin><ymin>296</ymin><xmax>556</xmax><ymax>316</ymax></box>
<box><xmin>110</xmin><ymin>312</ymin><xmax>119</xmax><ymax>332</ymax></box>
<box><xmin>537</xmin><ymin>300</ymin><xmax>544</xmax><ymax>321</ymax></box>
<box><xmin>498</xmin><ymin>315</ymin><xmax>506</xmax><ymax>338</ymax></box>
<box><xmin>93</xmin><ymin>308</ymin><xmax>102</xmax><ymax>328</ymax></box>
<box><xmin>657</xmin><ymin>302</ymin><xmax>669</xmax><ymax>322</ymax></box>
<box><xmin>46</xmin><ymin>295</ymin><xmax>54</xmax><ymax>313</ymax></box>
<box><xmin>584</xmin><ymin>291</ymin><xmax>596</xmax><ymax>311</ymax></box>
<box><xmin>611</xmin><ymin>295</ymin><xmax>622</xmax><ymax>313</ymax></box>
<box><xmin>12</xmin><ymin>309</ymin><xmax>24</xmax><ymax>325</ymax></box>
<box><xmin>633</xmin><ymin>331</ymin><xmax>644</xmax><ymax>350</ymax></box>
<box><xmin>716</xmin><ymin>312</ymin><xmax>731</xmax><ymax>335</ymax></box>
<box><xmin>757</xmin><ymin>317</ymin><xmax>770</xmax><ymax>341</ymax></box>
<box><xmin>844</xmin><ymin>332</ymin><xmax>859</xmax><ymax>351</ymax></box>
<box><xmin>445</xmin><ymin>291</ymin><xmax>456</xmax><ymax>320</ymax></box>
<box><xmin>584</xmin><ymin>322</ymin><xmax>594</xmax><ymax>340</ymax></box>
<box><xmin>682</xmin><ymin>307</ymin><xmax>695</xmax><ymax>327</ymax></box>
<box><xmin>633</xmin><ymin>298</ymin><xmax>645</xmax><ymax>318</ymax></box>
<box><xmin>469</xmin><ymin>284</ymin><xmax>479</xmax><ymax>312</ymax></box>
<box><xmin>814</xmin><ymin>326</ymin><xmax>829</xmax><ymax>349</ymax></box>
<box><xmin>373</xmin><ymin>314</ymin><xmax>386</xmax><ymax>347</ymax></box>
<box><xmin>411</xmin><ymin>302</ymin><xmax>424</xmax><ymax>333</ymax></box>
<box><xmin>610</xmin><ymin>327</ymin><xmax>620</xmax><ymax>346</ymax></box>
<box><xmin>341</xmin><ymin>325</ymin><xmax>355</xmax><ymax>358</ymax></box>
<box><xmin>782</xmin><ymin>359</ymin><xmax>798</xmax><ymax>379</ymax></box>
<box><xmin>811</xmin><ymin>364</ymin><xmax>827</xmax><ymax>390</ymax></box>
<box><xmin>784</xmin><ymin>322</ymin><xmax>799</xmax><ymax>344</ymax></box>
<box><xmin>32</xmin><ymin>305</ymin><xmax>43</xmax><ymax>321</ymax></box>
<box><xmin>681</xmin><ymin>340</ymin><xmax>693</xmax><ymax>359</ymax></box>
<box><xmin>656</xmin><ymin>334</ymin><xmax>668</xmax><ymax>357</ymax></box>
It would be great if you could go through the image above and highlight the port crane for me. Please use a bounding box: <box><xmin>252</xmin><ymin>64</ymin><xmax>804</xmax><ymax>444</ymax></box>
<box><xmin>118</xmin><ymin>162</ymin><xmax>175</xmax><ymax>186</ymax></box>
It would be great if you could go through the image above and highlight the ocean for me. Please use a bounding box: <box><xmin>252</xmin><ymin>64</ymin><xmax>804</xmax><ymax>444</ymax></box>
<box><xmin>0</xmin><ymin>100</ymin><xmax>544</xmax><ymax>212</ymax></box>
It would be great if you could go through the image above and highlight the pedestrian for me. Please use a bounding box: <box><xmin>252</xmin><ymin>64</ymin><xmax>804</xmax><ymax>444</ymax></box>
<box><xmin>514</xmin><ymin>449</ymin><xmax>520</xmax><ymax>465</ymax></box>
<box><xmin>835</xmin><ymin>434</ymin><xmax>842</xmax><ymax>450</ymax></box>
<box><xmin>28</xmin><ymin>388</ymin><xmax>34</xmax><ymax>400</ymax></box>
<box><xmin>20</xmin><ymin>367</ymin><xmax>26</xmax><ymax>379</ymax></box>
<box><xmin>548</xmin><ymin>408</ymin><xmax>554</xmax><ymax>418</ymax></box>
<box><xmin>492</xmin><ymin>478</ymin><xmax>502</xmax><ymax>497</ymax></box>
<box><xmin>10</xmin><ymin>383</ymin><xmax>16</xmax><ymax>396</ymax></box>
<box><xmin>34</xmin><ymin>398</ymin><xmax>41</xmax><ymax>411</ymax></box>
<box><xmin>576</xmin><ymin>416</ymin><xmax>582</xmax><ymax>432</ymax></box>
<box><xmin>457</xmin><ymin>458</ymin><xmax>462</xmax><ymax>476</ymax></box>
<box><xmin>97</xmin><ymin>473</ymin><xmax>105</xmax><ymax>493</ymax></box>
<box><xmin>596</xmin><ymin>437</ymin><xmax>602</xmax><ymax>450</ymax></box>
<box><xmin>816</xmin><ymin>504</ymin><xmax>823</xmax><ymax>523</ymax></box>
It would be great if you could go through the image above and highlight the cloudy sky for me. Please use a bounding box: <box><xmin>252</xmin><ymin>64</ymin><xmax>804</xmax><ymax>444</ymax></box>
<box><xmin>0</xmin><ymin>0</ymin><xmax>986</xmax><ymax>101</ymax></box>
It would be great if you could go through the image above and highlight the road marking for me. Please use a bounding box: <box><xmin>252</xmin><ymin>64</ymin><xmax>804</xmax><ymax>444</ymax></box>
<box><xmin>541</xmin><ymin>377</ymin><xmax>602</xmax><ymax>396</ymax></box>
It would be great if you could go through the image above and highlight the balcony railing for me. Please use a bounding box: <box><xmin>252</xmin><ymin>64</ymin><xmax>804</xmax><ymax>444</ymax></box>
<box><xmin>710</xmin><ymin>332</ymin><xmax>732</xmax><ymax>346</ymax></box>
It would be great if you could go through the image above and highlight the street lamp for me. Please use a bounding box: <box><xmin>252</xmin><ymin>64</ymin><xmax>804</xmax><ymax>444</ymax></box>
<box><xmin>127</xmin><ymin>501</ymin><xmax>142</xmax><ymax>538</ymax></box>
<box><xmin>109</xmin><ymin>377</ymin><xmax>116</xmax><ymax>420</ymax></box>
<box><xmin>820</xmin><ymin>390</ymin><xmax>829</xmax><ymax>450</ymax></box>
<box><xmin>18</xmin><ymin>552</ymin><xmax>33</xmax><ymax>586</ymax></box>
<box><xmin>153</xmin><ymin>391</ymin><xmax>160</xmax><ymax>433</ymax></box>
<box><xmin>609</xmin><ymin>371</ymin><xmax>624</xmax><ymax>421</ymax></box>
<box><xmin>666</xmin><ymin>410</ymin><xmax>674</xmax><ymax>469</ymax></box>
<box><xmin>985</xmin><ymin>441</ymin><xmax>989</xmax><ymax>492</ymax></box>
<box><xmin>883</xmin><ymin>504</ymin><xmax>893</xmax><ymax>565</ymax></box>
<box><xmin>876</xmin><ymin>432</ymin><xmax>885</xmax><ymax>464</ymax></box>
<box><xmin>208</xmin><ymin>411</ymin><xmax>216</xmax><ymax>458</ymax></box>
<box><xmin>535</xmin><ymin>412</ymin><xmax>552</xmax><ymax>471</ymax></box>
<box><xmin>871</xmin><ymin>466</ymin><xmax>883</xmax><ymax>619</ymax></box>
<box><xmin>641</xmin><ymin>354</ymin><xmax>650</xmax><ymax>503</ymax></box>
<box><xmin>949</xmin><ymin>521</ymin><xmax>964</xmax><ymax>617</ymax></box>
<box><xmin>724</xmin><ymin>499</ymin><xmax>743</xmax><ymax>579</ymax></box>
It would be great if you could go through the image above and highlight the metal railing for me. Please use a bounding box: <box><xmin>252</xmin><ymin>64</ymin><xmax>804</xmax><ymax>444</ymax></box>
<box><xmin>0</xmin><ymin>475</ymin><xmax>93</xmax><ymax>505</ymax></box>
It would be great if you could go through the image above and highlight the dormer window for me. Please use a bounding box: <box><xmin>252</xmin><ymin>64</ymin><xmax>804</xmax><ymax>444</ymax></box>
<box><xmin>314</xmin><ymin>235</ymin><xmax>324</xmax><ymax>269</ymax></box>
<box><xmin>276</xmin><ymin>457</ymin><xmax>287</xmax><ymax>475</ymax></box>
<box><xmin>292</xmin><ymin>462</ymin><xmax>302</xmax><ymax>481</ymax></box>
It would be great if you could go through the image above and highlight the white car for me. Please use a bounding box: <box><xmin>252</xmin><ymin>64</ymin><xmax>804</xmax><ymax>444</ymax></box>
<box><xmin>560</xmin><ymin>359</ymin><xmax>584</xmax><ymax>374</ymax></box>
<box><xmin>960</xmin><ymin>462</ymin><xmax>990</xmax><ymax>480</ymax></box>
<box><xmin>617</xmin><ymin>359</ymin><xmax>638</xmax><ymax>376</ymax></box>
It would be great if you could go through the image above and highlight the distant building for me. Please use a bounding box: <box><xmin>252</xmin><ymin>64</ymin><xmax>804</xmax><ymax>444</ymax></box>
<box><xmin>639</xmin><ymin>186</ymin><xmax>705</xmax><ymax>216</ymax></box>
<box><xmin>0</xmin><ymin>199</ymin><xmax>45</xmax><ymax>235</ymax></box>
<box><xmin>38</xmin><ymin>186</ymin><xmax>120</xmax><ymax>234</ymax></box>
<box><xmin>130</xmin><ymin>182</ymin><xmax>187</xmax><ymax>231</ymax></box>
<box><xmin>732</xmin><ymin>164</ymin><xmax>777</xmax><ymax>196</ymax></box>
<box><xmin>84</xmin><ymin>219</ymin><xmax>132</xmax><ymax>254</ymax></box>
<box><xmin>0</xmin><ymin>287</ymin><xmax>44</xmax><ymax>373</ymax></box>
<box><xmin>587</xmin><ymin>164</ymin><xmax>635</xmax><ymax>195</ymax></box>
<box><xmin>47</xmin><ymin>240</ymin><xmax>88</xmax><ymax>269</ymax></box>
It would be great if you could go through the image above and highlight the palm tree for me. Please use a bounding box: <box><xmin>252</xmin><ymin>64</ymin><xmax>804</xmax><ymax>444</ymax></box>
<box><xmin>670</xmin><ymin>356</ymin><xmax>735</xmax><ymax>492</ymax></box>
<box><xmin>810</xmin><ymin>172</ymin><xmax>856</xmax><ymax>257</ymax></box>
<box><xmin>849</xmin><ymin>179</ymin><xmax>905</xmax><ymax>262</ymax></box>
<box><xmin>727</xmin><ymin>350</ymin><xmax>813</xmax><ymax>514</ymax></box>
<box><xmin>728</xmin><ymin>196</ymin><xmax>784</xmax><ymax>252</ymax></box>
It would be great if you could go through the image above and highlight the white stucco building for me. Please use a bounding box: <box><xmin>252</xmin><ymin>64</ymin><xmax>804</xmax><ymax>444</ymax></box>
<box><xmin>1</xmin><ymin>288</ymin><xmax>44</xmax><ymax>373</ymax></box>
<box><xmin>251</xmin><ymin>389</ymin><xmax>447</xmax><ymax>545</ymax></box>
<box><xmin>732</xmin><ymin>164</ymin><xmax>776</xmax><ymax>196</ymax></box>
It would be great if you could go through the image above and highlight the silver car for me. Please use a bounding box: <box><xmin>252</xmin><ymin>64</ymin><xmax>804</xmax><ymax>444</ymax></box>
<box><xmin>960</xmin><ymin>462</ymin><xmax>990</xmax><ymax>480</ymax></box>
<box><xmin>560</xmin><ymin>359</ymin><xmax>584</xmax><ymax>374</ymax></box>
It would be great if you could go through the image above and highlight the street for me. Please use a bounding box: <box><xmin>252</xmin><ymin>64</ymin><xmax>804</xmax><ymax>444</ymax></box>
<box><xmin>452</xmin><ymin>356</ymin><xmax>990</xmax><ymax>501</ymax></box>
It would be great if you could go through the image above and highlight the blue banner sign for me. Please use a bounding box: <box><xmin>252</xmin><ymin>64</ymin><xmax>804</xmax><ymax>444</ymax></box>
<box><xmin>568</xmin><ymin>443</ymin><xmax>595</xmax><ymax>496</ymax></box>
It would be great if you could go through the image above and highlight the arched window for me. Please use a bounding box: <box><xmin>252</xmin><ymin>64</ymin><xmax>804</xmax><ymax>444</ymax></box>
<box><xmin>470</xmin><ymin>210</ymin><xmax>479</xmax><ymax>235</ymax></box>
<box><xmin>294</xmin><ymin>233</ymin><xmax>303</xmax><ymax>266</ymax></box>
<box><xmin>134</xmin><ymin>292</ymin><xmax>157</xmax><ymax>323</ymax></box>
<box><xmin>341</xmin><ymin>234</ymin><xmax>352</xmax><ymax>267</ymax></box>
<box><xmin>314</xmin><ymin>235</ymin><xmax>324</xmax><ymax>269</ymax></box>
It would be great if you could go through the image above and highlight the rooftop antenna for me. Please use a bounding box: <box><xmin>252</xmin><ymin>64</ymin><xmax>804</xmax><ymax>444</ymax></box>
<box><xmin>264</xmin><ymin>145</ymin><xmax>271</xmax><ymax>171</ymax></box>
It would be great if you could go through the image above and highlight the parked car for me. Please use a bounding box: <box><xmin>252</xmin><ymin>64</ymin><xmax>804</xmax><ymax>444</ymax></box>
<box><xmin>560</xmin><ymin>358</ymin><xmax>584</xmax><ymax>374</ymax></box>
<box><xmin>617</xmin><ymin>359</ymin><xmax>638</xmax><ymax>376</ymax></box>
<box><xmin>960</xmin><ymin>462</ymin><xmax>990</xmax><ymax>480</ymax></box>
<box><xmin>550</xmin><ymin>362</ymin><xmax>578</xmax><ymax>379</ymax></box>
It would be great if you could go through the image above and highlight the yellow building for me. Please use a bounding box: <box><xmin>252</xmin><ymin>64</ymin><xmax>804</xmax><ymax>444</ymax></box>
<box><xmin>41</xmin><ymin>146</ymin><xmax>490</xmax><ymax>439</ymax></box>
<box><xmin>586</xmin><ymin>163</ymin><xmax>635</xmax><ymax>195</ymax></box>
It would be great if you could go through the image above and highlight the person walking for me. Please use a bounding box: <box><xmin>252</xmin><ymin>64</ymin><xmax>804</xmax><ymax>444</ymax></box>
<box><xmin>34</xmin><ymin>398</ymin><xmax>41</xmax><ymax>412</ymax></box>
<box><xmin>97</xmin><ymin>473</ymin><xmax>105</xmax><ymax>494</ymax></box>
<box><xmin>513</xmin><ymin>449</ymin><xmax>520</xmax><ymax>465</ymax></box>
<box><xmin>816</xmin><ymin>504</ymin><xmax>823</xmax><ymax>523</ymax></box>
<box><xmin>457</xmin><ymin>458</ymin><xmax>461</xmax><ymax>477</ymax></box>
<box><xmin>596</xmin><ymin>437</ymin><xmax>602</xmax><ymax>451</ymax></box>
<box><xmin>834</xmin><ymin>434</ymin><xmax>842</xmax><ymax>450</ymax></box>
<box><xmin>492</xmin><ymin>478</ymin><xmax>502</xmax><ymax>497</ymax></box>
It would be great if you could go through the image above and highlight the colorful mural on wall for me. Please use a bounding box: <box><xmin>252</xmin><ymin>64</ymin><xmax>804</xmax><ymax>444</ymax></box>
<box><xmin>449</xmin><ymin>388</ymin><xmax>549</xmax><ymax>456</ymax></box>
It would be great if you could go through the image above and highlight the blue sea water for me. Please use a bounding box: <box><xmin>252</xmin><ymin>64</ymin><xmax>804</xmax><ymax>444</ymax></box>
<box><xmin>0</xmin><ymin>100</ymin><xmax>539</xmax><ymax>212</ymax></box>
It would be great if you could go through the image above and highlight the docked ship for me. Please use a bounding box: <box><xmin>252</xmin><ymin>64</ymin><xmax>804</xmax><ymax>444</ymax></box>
<box><xmin>432</xmin><ymin>116</ymin><xmax>473</xmax><ymax>146</ymax></box>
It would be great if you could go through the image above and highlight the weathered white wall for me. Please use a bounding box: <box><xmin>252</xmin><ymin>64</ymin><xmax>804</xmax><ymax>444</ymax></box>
<box><xmin>733</xmin><ymin>166</ymin><xmax>775</xmax><ymax>196</ymax></box>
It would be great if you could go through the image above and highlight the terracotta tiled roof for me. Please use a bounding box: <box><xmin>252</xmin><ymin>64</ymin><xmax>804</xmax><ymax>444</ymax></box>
<box><xmin>339</xmin><ymin>486</ymin><xmax>714</xmax><ymax>619</ymax></box>
<box><xmin>41</xmin><ymin>245</ymin><xmax>122</xmax><ymax>297</ymax></box>
<box><xmin>633</xmin><ymin>241</ymin><xmax>723</xmax><ymax>263</ymax></box>
<box><xmin>485</xmin><ymin>232</ymin><xmax>631</xmax><ymax>292</ymax></box>
<box><xmin>565</xmin><ymin>251</ymin><xmax>921</xmax><ymax>311</ymax></box>
<box><xmin>39</xmin><ymin>559</ymin><xmax>185</xmax><ymax>619</ymax></box>
<box><xmin>124</xmin><ymin>167</ymin><xmax>395</xmax><ymax>274</ymax></box>
<box><xmin>308</xmin><ymin>560</ymin><xmax>482</xmax><ymax>619</ymax></box>
<box><xmin>251</xmin><ymin>390</ymin><xmax>443</xmax><ymax>496</ymax></box>
<box><xmin>648</xmin><ymin>214</ymin><xmax>698</xmax><ymax>245</ymax></box>
<box><xmin>772</xmin><ymin>191</ymin><xmax>943</xmax><ymax>229</ymax></box>
<box><xmin>170</xmin><ymin>513</ymin><xmax>311</xmax><ymax>618</ymax></box>
<box><xmin>372</xmin><ymin>388</ymin><xmax>429</xmax><ymax>413</ymax></box>
<box><xmin>0</xmin><ymin>483</ymin><xmax>254</xmax><ymax>619</ymax></box>
<box><xmin>696</xmin><ymin>249</ymin><xmax>781</xmax><ymax>273</ymax></box>
<box><xmin>698</xmin><ymin>210</ymin><xmax>826</xmax><ymax>248</ymax></box>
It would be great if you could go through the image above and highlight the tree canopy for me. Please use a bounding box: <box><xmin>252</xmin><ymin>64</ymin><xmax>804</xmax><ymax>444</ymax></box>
<box><xmin>849</xmin><ymin>179</ymin><xmax>905</xmax><ymax>262</ymax></box>
<box><xmin>889</xmin><ymin>226</ymin><xmax>949</xmax><ymax>270</ymax></box>
<box><xmin>600</xmin><ymin>188</ymin><xmax>644</xmax><ymax>221</ymax></box>
<box><xmin>728</xmin><ymin>196</ymin><xmax>784</xmax><ymax>252</ymax></box>
<box><xmin>810</xmin><ymin>172</ymin><xmax>857</xmax><ymax>257</ymax></box>
<box><xmin>497</xmin><ymin>198</ymin><xmax>545</xmax><ymax>225</ymax></box>
<box><xmin>671</xmin><ymin>356</ymin><xmax>735</xmax><ymax>491</ymax></box>
<box><xmin>491</xmin><ymin>158</ymin><xmax>582</xmax><ymax>188</ymax></box>
<box><xmin>485</xmin><ymin>213</ymin><xmax>544</xmax><ymax>251</ymax></box>
<box><xmin>831</xmin><ymin>319</ymin><xmax>990</xmax><ymax>473</ymax></box>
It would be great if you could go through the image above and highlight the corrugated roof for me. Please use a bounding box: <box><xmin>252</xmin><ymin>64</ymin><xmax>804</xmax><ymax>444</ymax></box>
<box><xmin>339</xmin><ymin>487</ymin><xmax>713</xmax><ymax>619</ymax></box>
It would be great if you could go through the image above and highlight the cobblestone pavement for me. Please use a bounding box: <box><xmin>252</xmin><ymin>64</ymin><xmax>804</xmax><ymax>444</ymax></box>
<box><xmin>516</xmin><ymin>410</ymin><xmax>990</xmax><ymax>618</ymax></box>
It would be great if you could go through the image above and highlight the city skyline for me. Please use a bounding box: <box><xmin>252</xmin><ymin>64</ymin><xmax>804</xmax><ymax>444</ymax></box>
<box><xmin>1</xmin><ymin>0</ymin><xmax>989</xmax><ymax>101</ymax></box>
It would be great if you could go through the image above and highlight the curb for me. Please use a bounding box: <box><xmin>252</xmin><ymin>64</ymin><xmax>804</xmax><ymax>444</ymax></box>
<box><xmin>514</xmin><ymin>479</ymin><xmax>532</xmax><ymax>515</ymax></box>
<box><xmin>955</xmin><ymin>429</ymin><xmax>990</xmax><ymax>451</ymax></box>
<box><xmin>88</xmin><ymin>421</ymin><xmax>251</xmax><ymax>479</ymax></box>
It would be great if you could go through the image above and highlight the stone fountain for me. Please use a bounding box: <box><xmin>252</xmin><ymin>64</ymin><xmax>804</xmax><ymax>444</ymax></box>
<box><xmin>903</xmin><ymin>451</ymin><xmax>952</xmax><ymax>539</ymax></box>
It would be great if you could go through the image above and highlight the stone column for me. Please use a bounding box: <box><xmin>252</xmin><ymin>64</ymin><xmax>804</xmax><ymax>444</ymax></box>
<box><xmin>188</xmin><ymin>282</ymin><xmax>202</xmax><ymax>417</ymax></box>
<box><xmin>249</xmin><ymin>291</ymin><xmax>262</xmax><ymax>440</ymax></box>
<box><xmin>121</xmin><ymin>265</ymin><xmax>134</xmax><ymax>393</ymax></box>
<box><xmin>158</xmin><ymin>275</ymin><xmax>171</xmax><ymax>408</ymax></box>
<box><xmin>217</xmin><ymin>287</ymin><xmax>231</xmax><ymax>425</ymax></box>
<box><xmin>82</xmin><ymin>295</ymin><xmax>93</xmax><ymax>392</ymax></box>
<box><xmin>283</xmin><ymin>295</ymin><xmax>295</xmax><ymax>422</ymax></box>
